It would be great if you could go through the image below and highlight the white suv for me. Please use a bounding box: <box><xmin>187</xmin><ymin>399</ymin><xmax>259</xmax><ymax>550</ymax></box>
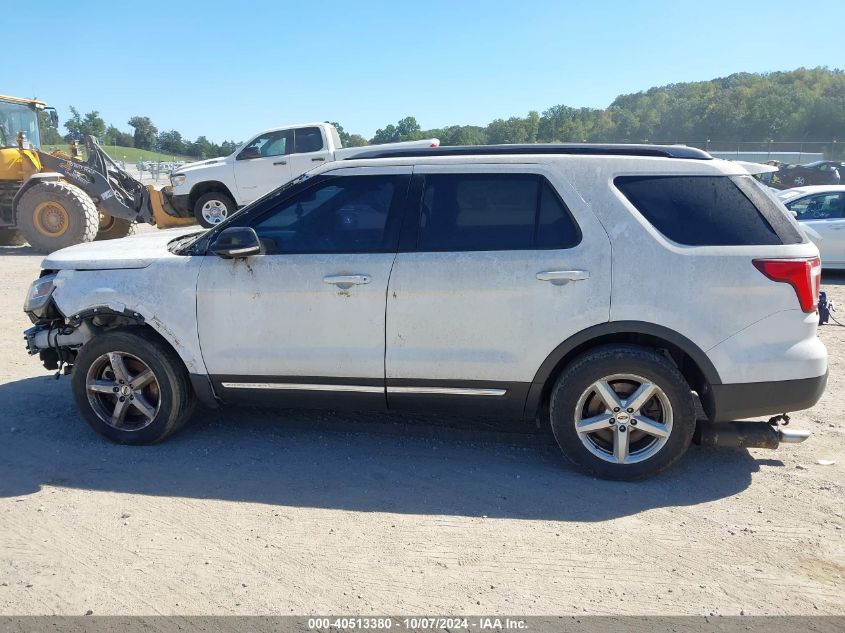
<box><xmin>23</xmin><ymin>145</ymin><xmax>828</xmax><ymax>479</ymax></box>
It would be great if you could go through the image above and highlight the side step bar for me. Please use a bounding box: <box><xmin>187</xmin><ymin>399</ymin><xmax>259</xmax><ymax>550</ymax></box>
<box><xmin>694</xmin><ymin>421</ymin><xmax>811</xmax><ymax>449</ymax></box>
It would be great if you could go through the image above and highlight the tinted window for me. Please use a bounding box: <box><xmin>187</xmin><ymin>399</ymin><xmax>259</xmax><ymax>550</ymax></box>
<box><xmin>537</xmin><ymin>180</ymin><xmax>580</xmax><ymax>249</ymax></box>
<box><xmin>417</xmin><ymin>174</ymin><xmax>579</xmax><ymax>251</ymax></box>
<box><xmin>787</xmin><ymin>192</ymin><xmax>845</xmax><ymax>220</ymax></box>
<box><xmin>253</xmin><ymin>175</ymin><xmax>404</xmax><ymax>254</ymax></box>
<box><xmin>615</xmin><ymin>175</ymin><xmax>782</xmax><ymax>246</ymax></box>
<box><xmin>294</xmin><ymin>127</ymin><xmax>325</xmax><ymax>153</ymax></box>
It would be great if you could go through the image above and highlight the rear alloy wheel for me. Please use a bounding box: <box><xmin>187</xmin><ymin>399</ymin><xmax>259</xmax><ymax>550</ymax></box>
<box><xmin>549</xmin><ymin>345</ymin><xmax>696</xmax><ymax>480</ymax></box>
<box><xmin>71</xmin><ymin>328</ymin><xmax>195</xmax><ymax>444</ymax></box>
<box><xmin>194</xmin><ymin>191</ymin><xmax>235</xmax><ymax>228</ymax></box>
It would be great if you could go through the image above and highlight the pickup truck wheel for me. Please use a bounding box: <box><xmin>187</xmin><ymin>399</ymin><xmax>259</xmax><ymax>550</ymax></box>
<box><xmin>71</xmin><ymin>328</ymin><xmax>196</xmax><ymax>445</ymax></box>
<box><xmin>194</xmin><ymin>192</ymin><xmax>235</xmax><ymax>228</ymax></box>
<box><xmin>95</xmin><ymin>212</ymin><xmax>136</xmax><ymax>241</ymax></box>
<box><xmin>16</xmin><ymin>181</ymin><xmax>98</xmax><ymax>253</ymax></box>
<box><xmin>549</xmin><ymin>345</ymin><xmax>696</xmax><ymax>480</ymax></box>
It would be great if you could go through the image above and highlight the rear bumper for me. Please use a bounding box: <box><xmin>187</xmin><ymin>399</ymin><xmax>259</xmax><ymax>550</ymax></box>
<box><xmin>707</xmin><ymin>371</ymin><xmax>828</xmax><ymax>421</ymax></box>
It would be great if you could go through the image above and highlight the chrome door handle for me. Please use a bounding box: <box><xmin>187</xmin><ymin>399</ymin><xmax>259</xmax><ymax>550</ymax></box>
<box><xmin>536</xmin><ymin>270</ymin><xmax>590</xmax><ymax>284</ymax></box>
<box><xmin>323</xmin><ymin>274</ymin><xmax>371</xmax><ymax>288</ymax></box>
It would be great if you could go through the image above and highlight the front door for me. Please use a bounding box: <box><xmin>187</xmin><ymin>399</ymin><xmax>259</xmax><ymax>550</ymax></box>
<box><xmin>384</xmin><ymin>165</ymin><xmax>612</xmax><ymax>417</ymax></box>
<box><xmin>197</xmin><ymin>167</ymin><xmax>411</xmax><ymax>408</ymax></box>
<box><xmin>232</xmin><ymin>129</ymin><xmax>294</xmax><ymax>205</ymax></box>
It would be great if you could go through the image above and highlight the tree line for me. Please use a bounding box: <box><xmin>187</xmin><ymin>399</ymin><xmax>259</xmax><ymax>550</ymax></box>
<box><xmin>45</xmin><ymin>67</ymin><xmax>845</xmax><ymax>159</ymax></box>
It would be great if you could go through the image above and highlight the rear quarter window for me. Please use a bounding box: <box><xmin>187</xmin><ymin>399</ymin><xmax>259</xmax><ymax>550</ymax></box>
<box><xmin>614</xmin><ymin>175</ymin><xmax>801</xmax><ymax>246</ymax></box>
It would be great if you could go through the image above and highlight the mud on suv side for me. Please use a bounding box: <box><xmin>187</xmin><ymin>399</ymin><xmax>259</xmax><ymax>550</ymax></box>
<box><xmin>24</xmin><ymin>145</ymin><xmax>827</xmax><ymax>479</ymax></box>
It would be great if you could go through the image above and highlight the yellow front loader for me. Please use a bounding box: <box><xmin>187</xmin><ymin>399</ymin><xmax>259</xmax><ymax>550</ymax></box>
<box><xmin>0</xmin><ymin>94</ymin><xmax>194</xmax><ymax>253</ymax></box>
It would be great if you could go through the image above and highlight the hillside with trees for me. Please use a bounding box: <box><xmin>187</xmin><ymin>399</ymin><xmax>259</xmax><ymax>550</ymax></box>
<box><xmin>49</xmin><ymin>67</ymin><xmax>845</xmax><ymax>159</ymax></box>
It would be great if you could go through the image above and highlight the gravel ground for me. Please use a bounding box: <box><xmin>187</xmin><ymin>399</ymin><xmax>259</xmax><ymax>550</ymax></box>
<box><xmin>0</xmin><ymin>237</ymin><xmax>842</xmax><ymax>616</ymax></box>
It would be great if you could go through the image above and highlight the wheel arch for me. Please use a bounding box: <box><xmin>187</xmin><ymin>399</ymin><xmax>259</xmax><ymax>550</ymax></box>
<box><xmin>11</xmin><ymin>172</ymin><xmax>63</xmax><ymax>215</ymax></box>
<box><xmin>63</xmin><ymin>307</ymin><xmax>218</xmax><ymax>409</ymax></box>
<box><xmin>188</xmin><ymin>181</ymin><xmax>237</xmax><ymax>212</ymax></box>
<box><xmin>524</xmin><ymin>321</ymin><xmax>721</xmax><ymax>421</ymax></box>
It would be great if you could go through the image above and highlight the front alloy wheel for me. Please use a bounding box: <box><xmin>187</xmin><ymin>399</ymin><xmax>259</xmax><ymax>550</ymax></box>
<box><xmin>71</xmin><ymin>328</ymin><xmax>196</xmax><ymax>444</ymax></box>
<box><xmin>85</xmin><ymin>351</ymin><xmax>161</xmax><ymax>431</ymax></box>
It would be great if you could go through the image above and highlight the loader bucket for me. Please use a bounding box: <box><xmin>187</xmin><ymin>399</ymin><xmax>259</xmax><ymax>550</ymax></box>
<box><xmin>147</xmin><ymin>185</ymin><xmax>196</xmax><ymax>229</ymax></box>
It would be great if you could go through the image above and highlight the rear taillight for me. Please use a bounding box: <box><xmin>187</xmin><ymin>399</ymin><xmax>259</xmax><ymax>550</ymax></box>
<box><xmin>753</xmin><ymin>257</ymin><xmax>821</xmax><ymax>313</ymax></box>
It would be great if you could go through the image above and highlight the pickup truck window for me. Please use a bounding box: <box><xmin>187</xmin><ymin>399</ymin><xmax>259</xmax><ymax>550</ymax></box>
<box><xmin>293</xmin><ymin>127</ymin><xmax>325</xmax><ymax>154</ymax></box>
<box><xmin>242</xmin><ymin>129</ymin><xmax>292</xmax><ymax>158</ymax></box>
<box><xmin>251</xmin><ymin>175</ymin><xmax>406</xmax><ymax>254</ymax></box>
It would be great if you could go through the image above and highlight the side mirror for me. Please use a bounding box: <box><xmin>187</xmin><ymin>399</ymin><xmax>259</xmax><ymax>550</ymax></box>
<box><xmin>46</xmin><ymin>108</ymin><xmax>59</xmax><ymax>128</ymax></box>
<box><xmin>237</xmin><ymin>147</ymin><xmax>261</xmax><ymax>160</ymax></box>
<box><xmin>209</xmin><ymin>227</ymin><xmax>263</xmax><ymax>259</ymax></box>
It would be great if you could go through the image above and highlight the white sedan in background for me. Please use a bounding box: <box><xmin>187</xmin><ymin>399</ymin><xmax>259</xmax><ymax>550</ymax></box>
<box><xmin>779</xmin><ymin>185</ymin><xmax>845</xmax><ymax>269</ymax></box>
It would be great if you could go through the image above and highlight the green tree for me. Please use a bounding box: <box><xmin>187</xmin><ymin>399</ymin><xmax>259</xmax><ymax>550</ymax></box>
<box><xmin>371</xmin><ymin>116</ymin><xmax>423</xmax><ymax>144</ymax></box>
<box><xmin>157</xmin><ymin>129</ymin><xmax>185</xmax><ymax>155</ymax></box>
<box><xmin>128</xmin><ymin>116</ymin><xmax>158</xmax><ymax>150</ymax></box>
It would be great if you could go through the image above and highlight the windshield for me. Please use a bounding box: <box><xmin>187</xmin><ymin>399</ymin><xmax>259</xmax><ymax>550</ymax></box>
<box><xmin>0</xmin><ymin>101</ymin><xmax>40</xmax><ymax>149</ymax></box>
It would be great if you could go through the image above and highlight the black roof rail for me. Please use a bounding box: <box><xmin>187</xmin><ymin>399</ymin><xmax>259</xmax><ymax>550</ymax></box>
<box><xmin>346</xmin><ymin>143</ymin><xmax>712</xmax><ymax>161</ymax></box>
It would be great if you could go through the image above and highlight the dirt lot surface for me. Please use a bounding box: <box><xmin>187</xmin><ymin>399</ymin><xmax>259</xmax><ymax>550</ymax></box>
<box><xmin>0</xmin><ymin>235</ymin><xmax>843</xmax><ymax>616</ymax></box>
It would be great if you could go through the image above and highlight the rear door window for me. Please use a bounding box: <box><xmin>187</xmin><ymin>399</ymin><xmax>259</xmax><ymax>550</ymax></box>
<box><xmin>416</xmin><ymin>174</ymin><xmax>580</xmax><ymax>251</ymax></box>
<box><xmin>614</xmin><ymin>175</ymin><xmax>798</xmax><ymax>246</ymax></box>
<box><xmin>293</xmin><ymin>127</ymin><xmax>325</xmax><ymax>154</ymax></box>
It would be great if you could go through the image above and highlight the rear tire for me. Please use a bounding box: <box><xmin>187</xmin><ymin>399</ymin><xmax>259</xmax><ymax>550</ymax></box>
<box><xmin>0</xmin><ymin>228</ymin><xmax>25</xmax><ymax>246</ymax></box>
<box><xmin>194</xmin><ymin>191</ymin><xmax>235</xmax><ymax>228</ymax></box>
<box><xmin>71</xmin><ymin>328</ymin><xmax>196</xmax><ymax>445</ymax></box>
<box><xmin>16</xmin><ymin>181</ymin><xmax>98</xmax><ymax>253</ymax></box>
<box><xmin>95</xmin><ymin>212</ymin><xmax>136</xmax><ymax>241</ymax></box>
<box><xmin>549</xmin><ymin>344</ymin><xmax>696</xmax><ymax>480</ymax></box>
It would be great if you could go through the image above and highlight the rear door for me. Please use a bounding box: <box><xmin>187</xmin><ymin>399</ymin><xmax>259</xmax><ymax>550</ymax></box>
<box><xmin>285</xmin><ymin>126</ymin><xmax>333</xmax><ymax>179</ymax></box>
<box><xmin>232</xmin><ymin>129</ymin><xmax>293</xmax><ymax>204</ymax></box>
<box><xmin>384</xmin><ymin>164</ymin><xmax>612</xmax><ymax>416</ymax></box>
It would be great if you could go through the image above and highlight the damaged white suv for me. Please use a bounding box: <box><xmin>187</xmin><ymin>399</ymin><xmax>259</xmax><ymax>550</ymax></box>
<box><xmin>23</xmin><ymin>145</ymin><xmax>827</xmax><ymax>479</ymax></box>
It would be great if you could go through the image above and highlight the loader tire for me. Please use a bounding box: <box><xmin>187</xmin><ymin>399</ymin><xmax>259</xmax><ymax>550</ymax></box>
<box><xmin>16</xmin><ymin>181</ymin><xmax>98</xmax><ymax>253</ymax></box>
<box><xmin>0</xmin><ymin>228</ymin><xmax>25</xmax><ymax>246</ymax></box>
<box><xmin>96</xmin><ymin>212</ymin><xmax>136</xmax><ymax>241</ymax></box>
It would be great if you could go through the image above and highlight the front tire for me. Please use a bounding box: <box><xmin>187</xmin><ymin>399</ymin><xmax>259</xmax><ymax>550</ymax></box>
<box><xmin>16</xmin><ymin>181</ymin><xmax>99</xmax><ymax>253</ymax></box>
<box><xmin>194</xmin><ymin>191</ymin><xmax>235</xmax><ymax>228</ymax></box>
<box><xmin>71</xmin><ymin>328</ymin><xmax>196</xmax><ymax>445</ymax></box>
<box><xmin>549</xmin><ymin>345</ymin><xmax>696</xmax><ymax>480</ymax></box>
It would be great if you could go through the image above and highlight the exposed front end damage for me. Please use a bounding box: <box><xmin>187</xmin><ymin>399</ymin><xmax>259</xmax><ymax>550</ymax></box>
<box><xmin>24</xmin><ymin>305</ymin><xmax>145</xmax><ymax>373</ymax></box>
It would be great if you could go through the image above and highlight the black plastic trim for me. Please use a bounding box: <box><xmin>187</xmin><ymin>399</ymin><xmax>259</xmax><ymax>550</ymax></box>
<box><xmin>708</xmin><ymin>372</ymin><xmax>827</xmax><ymax>421</ymax></box>
<box><xmin>523</xmin><ymin>321</ymin><xmax>722</xmax><ymax>419</ymax></box>
<box><xmin>348</xmin><ymin>144</ymin><xmax>713</xmax><ymax>161</ymax></box>
<box><xmin>189</xmin><ymin>373</ymin><xmax>220</xmax><ymax>409</ymax></box>
<box><xmin>386</xmin><ymin>378</ymin><xmax>530</xmax><ymax>418</ymax></box>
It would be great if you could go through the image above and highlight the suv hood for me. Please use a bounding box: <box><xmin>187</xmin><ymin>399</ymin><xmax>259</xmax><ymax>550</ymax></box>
<box><xmin>42</xmin><ymin>228</ymin><xmax>200</xmax><ymax>271</ymax></box>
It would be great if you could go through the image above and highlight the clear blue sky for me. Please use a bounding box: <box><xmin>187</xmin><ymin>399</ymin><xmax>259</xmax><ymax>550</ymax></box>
<box><xmin>6</xmin><ymin>0</ymin><xmax>844</xmax><ymax>144</ymax></box>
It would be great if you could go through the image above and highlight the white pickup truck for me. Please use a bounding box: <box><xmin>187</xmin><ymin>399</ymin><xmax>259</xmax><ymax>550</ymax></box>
<box><xmin>167</xmin><ymin>122</ymin><xmax>439</xmax><ymax>227</ymax></box>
